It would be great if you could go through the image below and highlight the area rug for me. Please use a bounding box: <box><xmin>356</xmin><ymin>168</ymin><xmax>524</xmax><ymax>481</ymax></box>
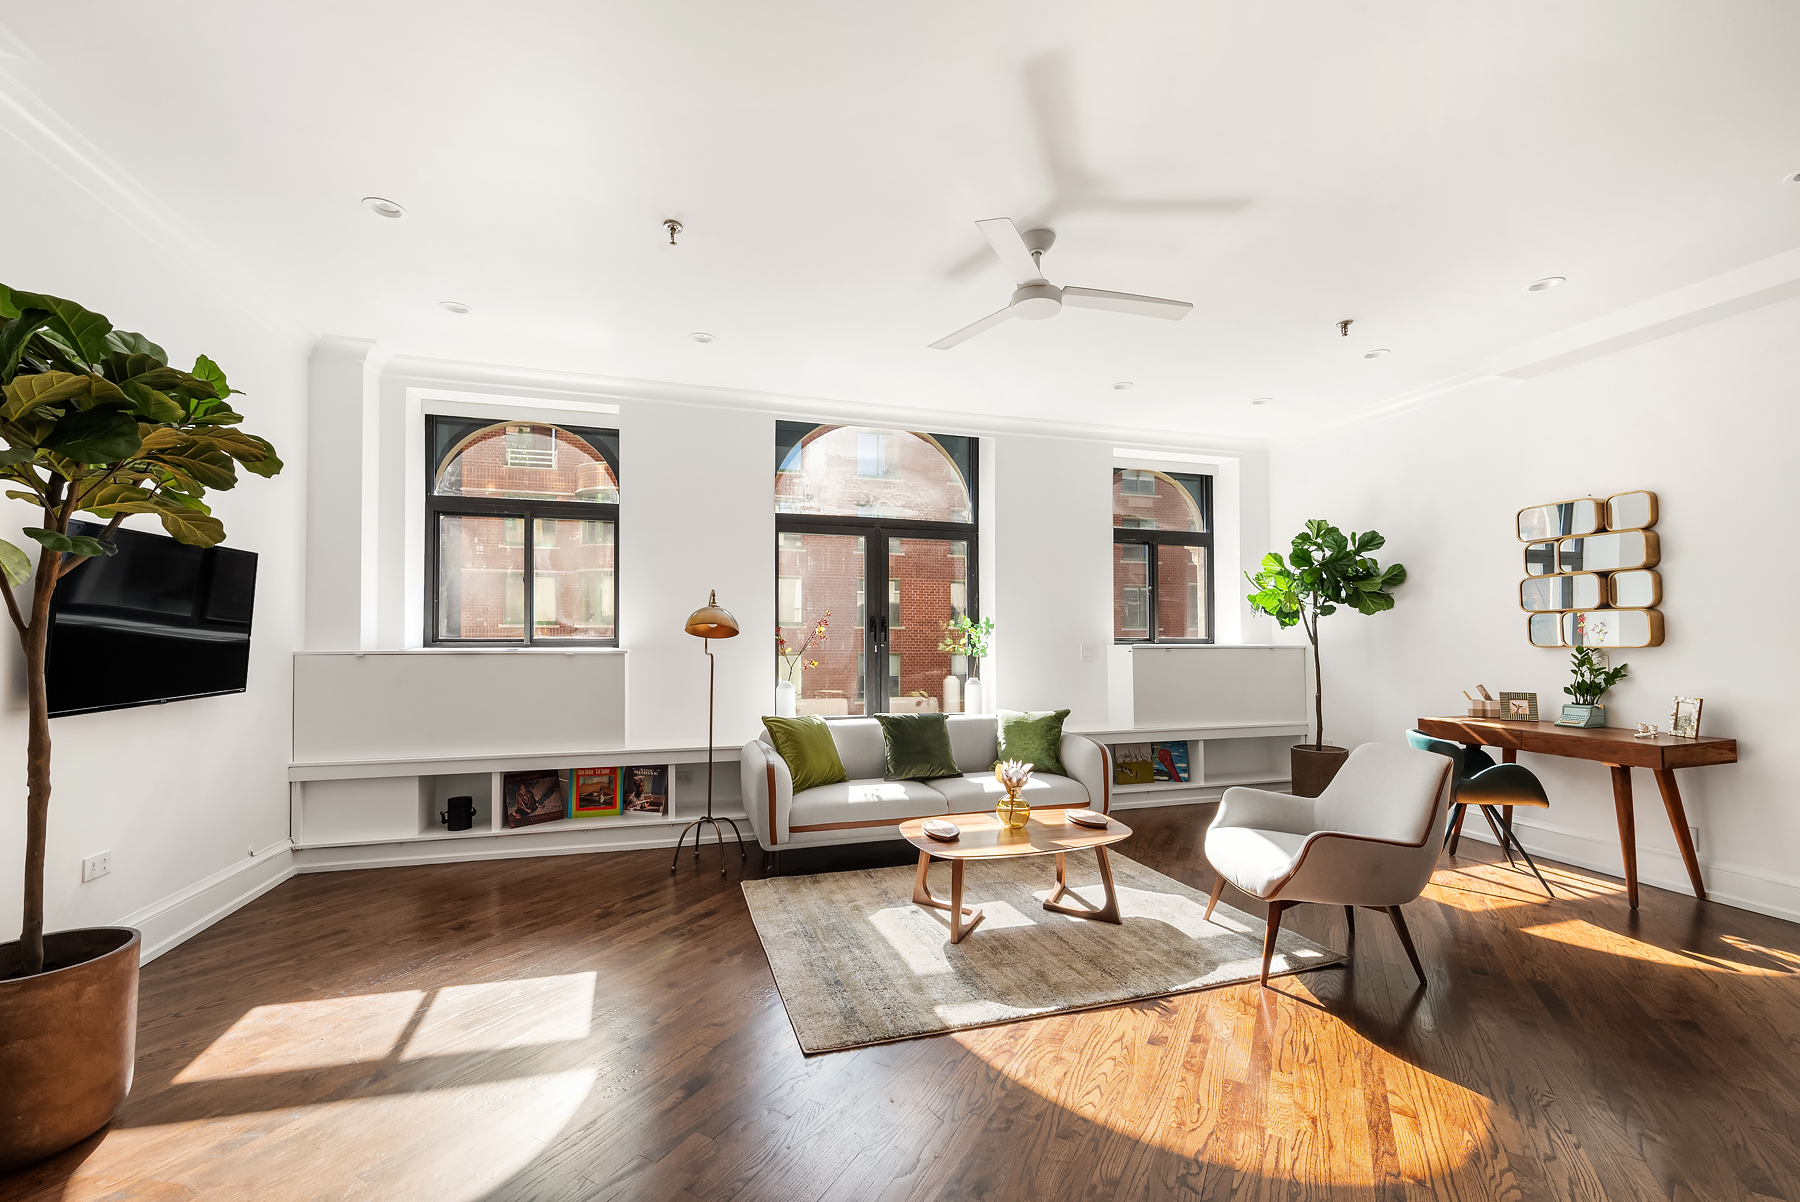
<box><xmin>741</xmin><ymin>852</ymin><xmax>1344</xmax><ymax>1053</ymax></box>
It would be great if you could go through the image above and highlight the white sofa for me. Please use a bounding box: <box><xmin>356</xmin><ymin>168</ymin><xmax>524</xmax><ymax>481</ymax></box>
<box><xmin>740</xmin><ymin>714</ymin><xmax>1111</xmax><ymax>853</ymax></box>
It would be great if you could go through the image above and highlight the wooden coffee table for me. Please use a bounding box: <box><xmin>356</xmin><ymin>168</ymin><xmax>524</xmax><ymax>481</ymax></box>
<box><xmin>897</xmin><ymin>808</ymin><xmax>1133</xmax><ymax>944</ymax></box>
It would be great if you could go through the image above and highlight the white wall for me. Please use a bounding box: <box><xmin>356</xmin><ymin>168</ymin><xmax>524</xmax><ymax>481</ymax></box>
<box><xmin>1269</xmin><ymin>294</ymin><xmax>1800</xmax><ymax>919</ymax></box>
<box><xmin>0</xmin><ymin>133</ymin><xmax>311</xmax><ymax>954</ymax></box>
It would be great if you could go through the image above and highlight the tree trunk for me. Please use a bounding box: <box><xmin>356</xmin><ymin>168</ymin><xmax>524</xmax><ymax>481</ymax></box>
<box><xmin>17</xmin><ymin>551</ymin><xmax>59</xmax><ymax>977</ymax></box>
<box><xmin>1305</xmin><ymin>606</ymin><xmax>1324</xmax><ymax>750</ymax></box>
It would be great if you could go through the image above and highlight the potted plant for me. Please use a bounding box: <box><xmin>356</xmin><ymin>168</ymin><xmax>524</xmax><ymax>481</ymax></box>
<box><xmin>1561</xmin><ymin>648</ymin><xmax>1626</xmax><ymax>727</ymax></box>
<box><xmin>774</xmin><ymin>609</ymin><xmax>829</xmax><ymax>717</ymax></box>
<box><xmin>1246</xmin><ymin>520</ymin><xmax>1406</xmax><ymax>797</ymax></box>
<box><xmin>938</xmin><ymin>614</ymin><xmax>994</xmax><ymax>714</ymax></box>
<box><xmin>0</xmin><ymin>286</ymin><xmax>282</xmax><ymax>1171</ymax></box>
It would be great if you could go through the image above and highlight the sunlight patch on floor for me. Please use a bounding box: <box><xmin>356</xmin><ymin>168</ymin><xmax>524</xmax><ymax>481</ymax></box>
<box><xmin>403</xmin><ymin>972</ymin><xmax>596</xmax><ymax>1058</ymax></box>
<box><xmin>1523</xmin><ymin>918</ymin><xmax>1792</xmax><ymax>975</ymax></box>
<box><xmin>174</xmin><ymin>990</ymin><xmax>424</xmax><ymax>1080</ymax></box>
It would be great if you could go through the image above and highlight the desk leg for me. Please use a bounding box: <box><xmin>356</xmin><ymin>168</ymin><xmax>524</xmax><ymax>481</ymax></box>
<box><xmin>1501</xmin><ymin>748</ymin><xmax>1516</xmax><ymax>830</ymax></box>
<box><xmin>1654</xmin><ymin>769</ymin><xmax>1707</xmax><ymax>901</ymax></box>
<box><xmin>1609</xmin><ymin>764</ymin><xmax>1639</xmax><ymax>909</ymax></box>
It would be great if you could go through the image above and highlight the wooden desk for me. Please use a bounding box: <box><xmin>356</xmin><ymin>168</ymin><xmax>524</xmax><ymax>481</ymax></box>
<box><xmin>1415</xmin><ymin>717</ymin><xmax>1737</xmax><ymax>909</ymax></box>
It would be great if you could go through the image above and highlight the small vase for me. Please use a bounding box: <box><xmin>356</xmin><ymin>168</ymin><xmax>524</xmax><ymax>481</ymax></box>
<box><xmin>996</xmin><ymin>791</ymin><xmax>1030</xmax><ymax>830</ymax></box>
<box><xmin>942</xmin><ymin>674</ymin><xmax>962</xmax><ymax>714</ymax></box>
<box><xmin>774</xmin><ymin>679</ymin><xmax>797</xmax><ymax>718</ymax></box>
<box><xmin>964</xmin><ymin>676</ymin><xmax>984</xmax><ymax>716</ymax></box>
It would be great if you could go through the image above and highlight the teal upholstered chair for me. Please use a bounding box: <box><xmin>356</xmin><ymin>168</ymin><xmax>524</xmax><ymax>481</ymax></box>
<box><xmin>1406</xmin><ymin>730</ymin><xmax>1555</xmax><ymax>898</ymax></box>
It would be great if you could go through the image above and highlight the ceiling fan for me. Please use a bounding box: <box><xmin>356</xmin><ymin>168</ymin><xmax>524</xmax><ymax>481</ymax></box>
<box><xmin>929</xmin><ymin>217</ymin><xmax>1193</xmax><ymax>350</ymax></box>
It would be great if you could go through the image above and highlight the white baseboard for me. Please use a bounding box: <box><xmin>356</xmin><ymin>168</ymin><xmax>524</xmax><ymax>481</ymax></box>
<box><xmin>1461</xmin><ymin>818</ymin><xmax>1800</xmax><ymax>924</ymax></box>
<box><xmin>293</xmin><ymin>824</ymin><xmax>734</xmax><ymax>873</ymax></box>
<box><xmin>118</xmin><ymin>841</ymin><xmax>298</xmax><ymax>964</ymax></box>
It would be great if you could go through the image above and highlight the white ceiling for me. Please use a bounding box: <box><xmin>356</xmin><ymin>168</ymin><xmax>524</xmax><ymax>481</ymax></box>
<box><xmin>3</xmin><ymin>1</ymin><xmax>1798</xmax><ymax>439</ymax></box>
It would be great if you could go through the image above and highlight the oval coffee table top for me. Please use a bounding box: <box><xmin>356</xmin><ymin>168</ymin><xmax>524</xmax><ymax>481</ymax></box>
<box><xmin>898</xmin><ymin>807</ymin><xmax>1132</xmax><ymax>860</ymax></box>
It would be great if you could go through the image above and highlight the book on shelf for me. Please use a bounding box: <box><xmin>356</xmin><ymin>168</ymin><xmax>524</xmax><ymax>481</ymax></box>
<box><xmin>569</xmin><ymin>766</ymin><xmax>621</xmax><ymax>819</ymax></box>
<box><xmin>1112</xmin><ymin>742</ymin><xmax>1154</xmax><ymax>786</ymax></box>
<box><xmin>1151</xmin><ymin>741</ymin><xmax>1190</xmax><ymax>783</ymax></box>
<box><xmin>503</xmin><ymin>769</ymin><xmax>565</xmax><ymax>829</ymax></box>
<box><xmin>623</xmin><ymin>765</ymin><xmax>668</xmax><ymax>816</ymax></box>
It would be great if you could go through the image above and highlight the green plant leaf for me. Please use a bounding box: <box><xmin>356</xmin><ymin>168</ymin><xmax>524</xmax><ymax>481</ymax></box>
<box><xmin>148</xmin><ymin>498</ymin><xmax>225</xmax><ymax>547</ymax></box>
<box><xmin>190</xmin><ymin>354</ymin><xmax>237</xmax><ymax>399</ymax></box>
<box><xmin>1</xmin><ymin>370</ymin><xmax>91</xmax><ymax>420</ymax></box>
<box><xmin>120</xmin><ymin>380</ymin><xmax>186</xmax><ymax>422</ymax></box>
<box><xmin>0</xmin><ymin>285</ymin><xmax>18</xmax><ymax>321</ymax></box>
<box><xmin>0</xmin><ymin>537</ymin><xmax>29</xmax><ymax>587</ymax></box>
<box><xmin>0</xmin><ymin>311</ymin><xmax>52</xmax><ymax>382</ymax></box>
<box><xmin>22</xmin><ymin>526</ymin><xmax>117</xmax><ymax>558</ymax></box>
<box><xmin>103</xmin><ymin>329</ymin><xmax>168</xmax><ymax>363</ymax></box>
<box><xmin>11</xmin><ymin>292</ymin><xmax>114</xmax><ymax>366</ymax></box>
<box><xmin>43</xmin><ymin>407</ymin><xmax>141</xmax><ymax>464</ymax></box>
<box><xmin>0</xmin><ymin>445</ymin><xmax>35</xmax><ymax>467</ymax></box>
<box><xmin>146</xmin><ymin>436</ymin><xmax>236</xmax><ymax>490</ymax></box>
<box><xmin>79</xmin><ymin>482</ymin><xmax>159</xmax><ymax>516</ymax></box>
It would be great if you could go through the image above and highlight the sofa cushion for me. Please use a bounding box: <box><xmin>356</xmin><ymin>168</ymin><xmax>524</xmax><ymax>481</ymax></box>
<box><xmin>995</xmin><ymin>708</ymin><xmax>1071</xmax><ymax>776</ymax></box>
<box><xmin>945</xmin><ymin>715</ymin><xmax>999</xmax><ymax>774</ymax></box>
<box><xmin>789</xmin><ymin>778</ymin><xmax>950</xmax><ymax>829</ymax></box>
<box><xmin>875</xmin><ymin>712</ymin><xmax>962</xmax><ymax>780</ymax></box>
<box><xmin>823</xmin><ymin>718</ymin><xmax>889</xmax><ymax>781</ymax></box>
<box><xmin>761</xmin><ymin>715</ymin><xmax>848</xmax><ymax>793</ymax></box>
<box><xmin>930</xmin><ymin>771</ymin><xmax>1092</xmax><ymax>812</ymax></box>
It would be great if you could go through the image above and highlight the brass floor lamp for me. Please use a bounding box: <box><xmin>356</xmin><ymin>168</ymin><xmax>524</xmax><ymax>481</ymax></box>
<box><xmin>673</xmin><ymin>590</ymin><xmax>748</xmax><ymax>875</ymax></box>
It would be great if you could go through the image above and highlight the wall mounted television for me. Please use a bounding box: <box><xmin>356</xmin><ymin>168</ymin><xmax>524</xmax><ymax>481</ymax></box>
<box><xmin>46</xmin><ymin>520</ymin><xmax>258</xmax><ymax>718</ymax></box>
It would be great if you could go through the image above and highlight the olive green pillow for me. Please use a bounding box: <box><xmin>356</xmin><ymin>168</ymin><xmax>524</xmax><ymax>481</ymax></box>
<box><xmin>995</xmin><ymin>708</ymin><xmax>1070</xmax><ymax>776</ymax></box>
<box><xmin>761</xmin><ymin>715</ymin><xmax>848</xmax><ymax>793</ymax></box>
<box><xmin>874</xmin><ymin>712</ymin><xmax>962</xmax><ymax>781</ymax></box>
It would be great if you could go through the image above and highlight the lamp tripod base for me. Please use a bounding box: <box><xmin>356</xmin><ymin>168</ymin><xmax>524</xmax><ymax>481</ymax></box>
<box><xmin>671</xmin><ymin>815</ymin><xmax>748</xmax><ymax>876</ymax></box>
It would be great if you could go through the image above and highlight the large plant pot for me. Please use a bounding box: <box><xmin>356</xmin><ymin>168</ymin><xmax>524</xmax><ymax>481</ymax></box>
<box><xmin>1291</xmin><ymin>744</ymin><xmax>1350</xmax><ymax>798</ymax></box>
<box><xmin>0</xmin><ymin>927</ymin><xmax>140</xmax><ymax>1172</ymax></box>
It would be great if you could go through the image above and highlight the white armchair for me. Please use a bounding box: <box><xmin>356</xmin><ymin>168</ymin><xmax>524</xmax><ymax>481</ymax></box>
<box><xmin>1203</xmin><ymin>742</ymin><xmax>1453</xmax><ymax>988</ymax></box>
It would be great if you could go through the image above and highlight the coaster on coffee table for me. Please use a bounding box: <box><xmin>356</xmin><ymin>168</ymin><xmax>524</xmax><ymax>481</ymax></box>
<box><xmin>1066</xmin><ymin>809</ymin><xmax>1109</xmax><ymax>828</ymax></box>
<box><xmin>922</xmin><ymin>819</ymin><xmax>961</xmax><ymax>841</ymax></box>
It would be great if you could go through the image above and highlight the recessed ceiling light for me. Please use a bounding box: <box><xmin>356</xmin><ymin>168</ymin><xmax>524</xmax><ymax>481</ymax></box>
<box><xmin>1525</xmin><ymin>276</ymin><xmax>1565</xmax><ymax>292</ymax></box>
<box><xmin>362</xmin><ymin>196</ymin><xmax>405</xmax><ymax>219</ymax></box>
<box><xmin>1785</xmin><ymin>171</ymin><xmax>1800</xmax><ymax>184</ymax></box>
<box><xmin>1112</xmin><ymin>381</ymin><xmax>1134</xmax><ymax>390</ymax></box>
<box><xmin>1363</xmin><ymin>348</ymin><xmax>1391</xmax><ymax>359</ymax></box>
<box><xmin>1251</xmin><ymin>397</ymin><xmax>1271</xmax><ymax>405</ymax></box>
<box><xmin>439</xmin><ymin>300</ymin><xmax>470</xmax><ymax>314</ymax></box>
<box><xmin>689</xmin><ymin>332</ymin><xmax>714</xmax><ymax>343</ymax></box>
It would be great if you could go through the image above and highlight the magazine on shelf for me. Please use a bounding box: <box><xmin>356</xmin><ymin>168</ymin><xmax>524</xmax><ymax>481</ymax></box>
<box><xmin>1151</xmin><ymin>741</ymin><xmax>1190</xmax><ymax>783</ymax></box>
<box><xmin>1112</xmin><ymin>742</ymin><xmax>1154</xmax><ymax>786</ymax></box>
<box><xmin>623</xmin><ymin>765</ymin><xmax>668</xmax><ymax>816</ymax></box>
<box><xmin>569</xmin><ymin>766</ymin><xmax>621</xmax><ymax>819</ymax></box>
<box><xmin>503</xmin><ymin>769</ymin><xmax>566</xmax><ymax>829</ymax></box>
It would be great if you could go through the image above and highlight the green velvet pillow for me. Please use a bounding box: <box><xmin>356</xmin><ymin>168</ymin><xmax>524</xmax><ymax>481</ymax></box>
<box><xmin>995</xmin><ymin>708</ymin><xmax>1070</xmax><ymax>776</ymax></box>
<box><xmin>761</xmin><ymin>715</ymin><xmax>848</xmax><ymax>793</ymax></box>
<box><xmin>874</xmin><ymin>712</ymin><xmax>962</xmax><ymax>781</ymax></box>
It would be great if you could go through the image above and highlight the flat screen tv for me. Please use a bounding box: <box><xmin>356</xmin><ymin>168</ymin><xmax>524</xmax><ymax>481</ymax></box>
<box><xmin>46</xmin><ymin>520</ymin><xmax>258</xmax><ymax>718</ymax></box>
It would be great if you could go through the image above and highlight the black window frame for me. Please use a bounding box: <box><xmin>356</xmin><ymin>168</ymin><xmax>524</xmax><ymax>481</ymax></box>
<box><xmin>425</xmin><ymin>415</ymin><xmax>621</xmax><ymax>647</ymax></box>
<box><xmin>1113</xmin><ymin>468</ymin><xmax>1214</xmax><ymax>645</ymax></box>
<box><xmin>775</xmin><ymin>423</ymin><xmax>979</xmax><ymax>716</ymax></box>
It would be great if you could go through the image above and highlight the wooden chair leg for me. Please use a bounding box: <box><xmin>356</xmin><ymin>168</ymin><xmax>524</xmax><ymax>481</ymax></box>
<box><xmin>1344</xmin><ymin>905</ymin><xmax>1356</xmax><ymax>936</ymax></box>
<box><xmin>1205</xmin><ymin>874</ymin><xmax>1227</xmax><ymax>922</ymax></box>
<box><xmin>1260</xmin><ymin>900</ymin><xmax>1292</xmax><ymax>986</ymax></box>
<box><xmin>1385</xmin><ymin>905</ymin><xmax>1427</xmax><ymax>989</ymax></box>
<box><xmin>1445</xmin><ymin>804</ymin><xmax>1468</xmax><ymax>856</ymax></box>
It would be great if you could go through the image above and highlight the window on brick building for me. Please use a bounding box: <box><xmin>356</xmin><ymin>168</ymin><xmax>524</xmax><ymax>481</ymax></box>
<box><xmin>1113</xmin><ymin>468</ymin><xmax>1212</xmax><ymax>644</ymax></box>
<box><xmin>775</xmin><ymin>423</ymin><xmax>977</xmax><ymax>715</ymax></box>
<box><xmin>428</xmin><ymin>417</ymin><xmax>620</xmax><ymax>645</ymax></box>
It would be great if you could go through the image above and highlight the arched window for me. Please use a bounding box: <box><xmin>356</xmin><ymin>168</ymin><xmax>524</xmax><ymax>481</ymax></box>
<box><xmin>427</xmin><ymin>417</ymin><xmax>620</xmax><ymax>645</ymax></box>
<box><xmin>775</xmin><ymin>423</ymin><xmax>978</xmax><ymax>716</ymax></box>
<box><xmin>1113</xmin><ymin>469</ymin><xmax>1212</xmax><ymax>643</ymax></box>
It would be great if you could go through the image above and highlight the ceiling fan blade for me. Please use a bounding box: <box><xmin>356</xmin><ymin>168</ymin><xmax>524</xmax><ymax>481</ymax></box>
<box><xmin>1062</xmin><ymin>286</ymin><xmax>1193</xmax><ymax>320</ymax></box>
<box><xmin>975</xmin><ymin>217</ymin><xmax>1044</xmax><ymax>285</ymax></box>
<box><xmin>929</xmin><ymin>305</ymin><xmax>1016</xmax><ymax>350</ymax></box>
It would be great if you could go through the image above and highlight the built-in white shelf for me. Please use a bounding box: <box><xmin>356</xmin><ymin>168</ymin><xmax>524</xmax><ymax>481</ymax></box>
<box><xmin>1073</xmin><ymin>721</ymin><xmax>1304</xmax><ymax>804</ymax></box>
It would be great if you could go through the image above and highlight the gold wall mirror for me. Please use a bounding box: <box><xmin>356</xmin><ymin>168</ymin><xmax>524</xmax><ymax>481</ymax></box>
<box><xmin>1520</xmin><ymin>573</ymin><xmax>1604</xmax><ymax>612</ymax></box>
<box><xmin>1524</xmin><ymin>541</ymin><xmax>1558</xmax><ymax>576</ymax></box>
<box><xmin>1561</xmin><ymin>608</ymin><xmax>1665</xmax><ymax>648</ymax></box>
<box><xmin>1605</xmin><ymin>490</ymin><xmax>1658</xmax><ymax>533</ymax></box>
<box><xmin>1609</xmin><ymin>569</ymin><xmax>1661</xmax><ymax>609</ymax></box>
<box><xmin>1557</xmin><ymin>529</ymin><xmax>1660</xmax><ymax>572</ymax></box>
<box><xmin>1528</xmin><ymin>613</ymin><xmax>1564</xmax><ymax>647</ymax></box>
<box><xmin>1517</xmin><ymin>498</ymin><xmax>1602</xmax><ymax>542</ymax></box>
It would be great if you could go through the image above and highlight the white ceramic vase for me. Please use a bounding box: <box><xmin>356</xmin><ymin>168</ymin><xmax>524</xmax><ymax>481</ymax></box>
<box><xmin>942</xmin><ymin>674</ymin><xmax>962</xmax><ymax>714</ymax></box>
<box><xmin>964</xmin><ymin>676</ymin><xmax>984</xmax><ymax>716</ymax></box>
<box><xmin>774</xmin><ymin>679</ymin><xmax>797</xmax><ymax>718</ymax></box>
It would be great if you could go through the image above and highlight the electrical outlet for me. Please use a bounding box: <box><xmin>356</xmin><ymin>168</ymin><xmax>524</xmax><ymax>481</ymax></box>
<box><xmin>81</xmin><ymin>851</ymin><xmax>111</xmax><ymax>882</ymax></box>
<box><xmin>1080</xmin><ymin>644</ymin><xmax>1099</xmax><ymax>663</ymax></box>
<box><xmin>676</xmin><ymin>769</ymin><xmax>693</xmax><ymax>785</ymax></box>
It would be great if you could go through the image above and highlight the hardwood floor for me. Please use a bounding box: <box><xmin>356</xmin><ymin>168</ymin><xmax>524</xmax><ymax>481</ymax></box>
<box><xmin>8</xmin><ymin>803</ymin><xmax>1800</xmax><ymax>1201</ymax></box>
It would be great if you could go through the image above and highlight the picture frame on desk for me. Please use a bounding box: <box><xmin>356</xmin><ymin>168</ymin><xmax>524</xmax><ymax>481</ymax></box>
<box><xmin>1671</xmin><ymin>697</ymin><xmax>1703</xmax><ymax>739</ymax></box>
<box><xmin>1498</xmin><ymin>691</ymin><xmax>1539</xmax><ymax>721</ymax></box>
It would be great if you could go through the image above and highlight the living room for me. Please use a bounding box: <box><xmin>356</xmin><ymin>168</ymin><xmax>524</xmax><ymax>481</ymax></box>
<box><xmin>2</xmin><ymin>4</ymin><xmax>1798</xmax><ymax>1199</ymax></box>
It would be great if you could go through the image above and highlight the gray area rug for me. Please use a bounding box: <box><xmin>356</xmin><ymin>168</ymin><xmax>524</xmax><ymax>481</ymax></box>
<box><xmin>742</xmin><ymin>852</ymin><xmax>1345</xmax><ymax>1053</ymax></box>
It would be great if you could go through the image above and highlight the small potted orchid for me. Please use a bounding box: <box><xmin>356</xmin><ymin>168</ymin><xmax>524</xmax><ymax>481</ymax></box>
<box><xmin>774</xmin><ymin>610</ymin><xmax>829</xmax><ymax>717</ymax></box>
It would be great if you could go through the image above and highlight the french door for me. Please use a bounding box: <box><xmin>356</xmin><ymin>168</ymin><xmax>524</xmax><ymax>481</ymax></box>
<box><xmin>775</xmin><ymin>519</ymin><xmax>976</xmax><ymax>716</ymax></box>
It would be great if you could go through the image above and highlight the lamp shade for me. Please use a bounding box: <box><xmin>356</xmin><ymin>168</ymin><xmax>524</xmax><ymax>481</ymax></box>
<box><xmin>685</xmin><ymin>590</ymin><xmax>740</xmax><ymax>639</ymax></box>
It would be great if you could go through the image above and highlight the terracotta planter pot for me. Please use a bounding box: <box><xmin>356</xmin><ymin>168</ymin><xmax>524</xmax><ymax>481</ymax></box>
<box><xmin>0</xmin><ymin>927</ymin><xmax>140</xmax><ymax>1172</ymax></box>
<box><xmin>1291</xmin><ymin>744</ymin><xmax>1350</xmax><ymax>799</ymax></box>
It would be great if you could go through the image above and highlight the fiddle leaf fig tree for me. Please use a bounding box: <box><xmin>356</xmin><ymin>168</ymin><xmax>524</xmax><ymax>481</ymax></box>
<box><xmin>0</xmin><ymin>285</ymin><xmax>282</xmax><ymax>978</ymax></box>
<box><xmin>1246</xmin><ymin>519</ymin><xmax>1406</xmax><ymax>749</ymax></box>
